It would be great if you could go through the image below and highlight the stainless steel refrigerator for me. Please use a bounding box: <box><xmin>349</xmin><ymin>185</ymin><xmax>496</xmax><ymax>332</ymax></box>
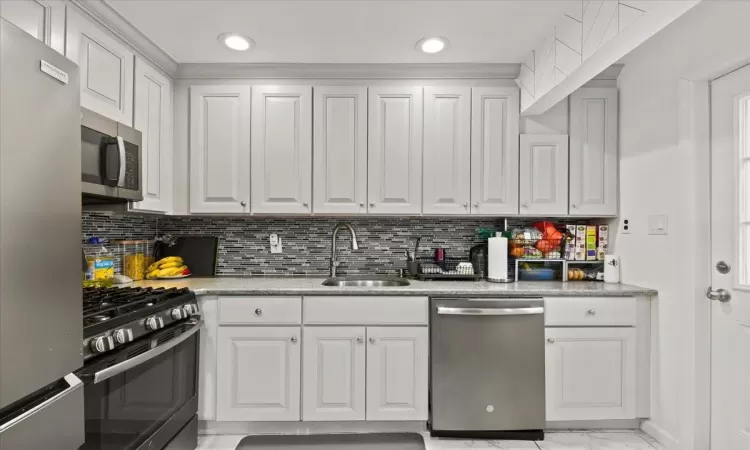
<box><xmin>0</xmin><ymin>18</ymin><xmax>84</xmax><ymax>450</ymax></box>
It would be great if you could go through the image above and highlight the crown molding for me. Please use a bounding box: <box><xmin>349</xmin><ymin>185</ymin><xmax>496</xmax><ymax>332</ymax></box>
<box><xmin>176</xmin><ymin>63</ymin><xmax>522</xmax><ymax>80</ymax></box>
<box><xmin>68</xmin><ymin>0</ymin><xmax>178</xmax><ymax>77</ymax></box>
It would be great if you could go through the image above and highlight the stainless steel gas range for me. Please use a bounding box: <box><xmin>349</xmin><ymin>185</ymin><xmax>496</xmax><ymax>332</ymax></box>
<box><xmin>76</xmin><ymin>287</ymin><xmax>201</xmax><ymax>450</ymax></box>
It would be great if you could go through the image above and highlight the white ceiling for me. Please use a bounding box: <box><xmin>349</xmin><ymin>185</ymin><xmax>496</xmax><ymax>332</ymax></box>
<box><xmin>109</xmin><ymin>0</ymin><xmax>575</xmax><ymax>64</ymax></box>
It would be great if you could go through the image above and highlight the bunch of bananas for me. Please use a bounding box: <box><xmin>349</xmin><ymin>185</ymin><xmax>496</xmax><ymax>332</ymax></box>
<box><xmin>145</xmin><ymin>257</ymin><xmax>191</xmax><ymax>279</ymax></box>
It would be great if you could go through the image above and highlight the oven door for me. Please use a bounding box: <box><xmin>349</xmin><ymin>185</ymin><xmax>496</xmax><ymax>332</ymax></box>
<box><xmin>77</xmin><ymin>320</ymin><xmax>200</xmax><ymax>450</ymax></box>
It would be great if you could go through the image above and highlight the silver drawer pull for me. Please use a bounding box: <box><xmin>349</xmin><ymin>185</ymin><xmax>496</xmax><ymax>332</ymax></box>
<box><xmin>291</xmin><ymin>336</ymin><xmax>298</xmax><ymax>343</ymax></box>
<box><xmin>369</xmin><ymin>337</ymin><xmax>376</xmax><ymax>344</ymax></box>
<box><xmin>356</xmin><ymin>337</ymin><xmax>364</xmax><ymax>344</ymax></box>
<box><xmin>255</xmin><ymin>308</ymin><xmax>262</xmax><ymax>316</ymax></box>
<box><xmin>587</xmin><ymin>309</ymin><xmax>596</xmax><ymax>315</ymax></box>
<box><xmin>437</xmin><ymin>306</ymin><xmax>544</xmax><ymax>316</ymax></box>
<box><xmin>547</xmin><ymin>338</ymin><xmax>556</xmax><ymax>344</ymax></box>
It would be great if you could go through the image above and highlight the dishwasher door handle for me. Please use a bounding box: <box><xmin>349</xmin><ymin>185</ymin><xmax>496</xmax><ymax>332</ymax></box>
<box><xmin>436</xmin><ymin>306</ymin><xmax>544</xmax><ymax>316</ymax></box>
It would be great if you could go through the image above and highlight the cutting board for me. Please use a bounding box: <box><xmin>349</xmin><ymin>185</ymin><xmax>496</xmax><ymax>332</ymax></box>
<box><xmin>154</xmin><ymin>236</ymin><xmax>218</xmax><ymax>277</ymax></box>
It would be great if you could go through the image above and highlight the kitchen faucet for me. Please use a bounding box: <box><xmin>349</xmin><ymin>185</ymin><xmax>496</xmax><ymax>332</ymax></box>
<box><xmin>330</xmin><ymin>223</ymin><xmax>359</xmax><ymax>277</ymax></box>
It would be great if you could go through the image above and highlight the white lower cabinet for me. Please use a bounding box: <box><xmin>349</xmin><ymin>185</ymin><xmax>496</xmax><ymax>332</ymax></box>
<box><xmin>216</xmin><ymin>326</ymin><xmax>301</xmax><ymax>421</ymax></box>
<box><xmin>366</xmin><ymin>327</ymin><xmax>428</xmax><ymax>421</ymax></box>
<box><xmin>302</xmin><ymin>327</ymin><xmax>366</xmax><ymax>421</ymax></box>
<box><xmin>545</xmin><ymin>327</ymin><xmax>637</xmax><ymax>421</ymax></box>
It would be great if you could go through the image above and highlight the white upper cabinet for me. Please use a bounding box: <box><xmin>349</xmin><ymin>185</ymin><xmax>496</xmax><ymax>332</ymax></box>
<box><xmin>302</xmin><ymin>327</ymin><xmax>366</xmax><ymax>421</ymax></box>
<box><xmin>569</xmin><ymin>87</ymin><xmax>618</xmax><ymax>216</ymax></box>
<box><xmin>0</xmin><ymin>0</ymin><xmax>65</xmax><ymax>53</ymax></box>
<box><xmin>130</xmin><ymin>58</ymin><xmax>172</xmax><ymax>214</ymax></box>
<box><xmin>519</xmin><ymin>134</ymin><xmax>569</xmax><ymax>216</ymax></box>
<box><xmin>546</xmin><ymin>327</ymin><xmax>637</xmax><ymax>421</ymax></box>
<box><xmin>313</xmin><ymin>86</ymin><xmax>367</xmax><ymax>214</ymax></box>
<box><xmin>66</xmin><ymin>7</ymin><xmax>134</xmax><ymax>126</ymax></box>
<box><xmin>368</xmin><ymin>86</ymin><xmax>423</xmax><ymax>215</ymax></box>
<box><xmin>470</xmin><ymin>87</ymin><xmax>520</xmax><ymax>215</ymax></box>
<box><xmin>216</xmin><ymin>326</ymin><xmax>301</xmax><ymax>422</ymax></box>
<box><xmin>423</xmin><ymin>86</ymin><xmax>471</xmax><ymax>215</ymax></box>
<box><xmin>189</xmin><ymin>85</ymin><xmax>251</xmax><ymax>214</ymax></box>
<box><xmin>366</xmin><ymin>327</ymin><xmax>428</xmax><ymax>421</ymax></box>
<box><xmin>251</xmin><ymin>86</ymin><xmax>313</xmax><ymax>214</ymax></box>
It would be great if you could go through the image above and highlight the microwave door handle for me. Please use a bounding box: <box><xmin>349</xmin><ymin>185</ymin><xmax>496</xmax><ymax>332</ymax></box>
<box><xmin>100</xmin><ymin>137</ymin><xmax>120</xmax><ymax>186</ymax></box>
<box><xmin>116</xmin><ymin>136</ymin><xmax>126</xmax><ymax>187</ymax></box>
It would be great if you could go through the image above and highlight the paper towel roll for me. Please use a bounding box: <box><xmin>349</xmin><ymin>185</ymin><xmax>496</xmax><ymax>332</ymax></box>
<box><xmin>487</xmin><ymin>235</ymin><xmax>508</xmax><ymax>282</ymax></box>
<box><xmin>604</xmin><ymin>255</ymin><xmax>620</xmax><ymax>283</ymax></box>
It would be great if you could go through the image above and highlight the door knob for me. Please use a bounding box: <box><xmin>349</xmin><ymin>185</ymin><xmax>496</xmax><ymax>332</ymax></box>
<box><xmin>706</xmin><ymin>287</ymin><xmax>731</xmax><ymax>302</ymax></box>
<box><xmin>716</xmin><ymin>261</ymin><xmax>731</xmax><ymax>274</ymax></box>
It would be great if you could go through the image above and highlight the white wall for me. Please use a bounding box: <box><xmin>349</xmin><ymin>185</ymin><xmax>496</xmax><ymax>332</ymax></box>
<box><xmin>616</xmin><ymin>2</ymin><xmax>750</xmax><ymax>448</ymax></box>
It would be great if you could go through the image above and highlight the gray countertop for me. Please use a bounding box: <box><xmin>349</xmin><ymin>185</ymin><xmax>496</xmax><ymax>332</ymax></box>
<box><xmin>132</xmin><ymin>277</ymin><xmax>657</xmax><ymax>297</ymax></box>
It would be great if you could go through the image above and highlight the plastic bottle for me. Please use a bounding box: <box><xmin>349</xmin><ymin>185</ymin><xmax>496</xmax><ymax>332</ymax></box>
<box><xmin>83</xmin><ymin>237</ymin><xmax>115</xmax><ymax>288</ymax></box>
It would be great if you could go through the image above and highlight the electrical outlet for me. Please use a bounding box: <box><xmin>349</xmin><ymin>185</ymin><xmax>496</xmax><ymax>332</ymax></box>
<box><xmin>269</xmin><ymin>234</ymin><xmax>283</xmax><ymax>254</ymax></box>
<box><xmin>620</xmin><ymin>218</ymin><xmax>632</xmax><ymax>235</ymax></box>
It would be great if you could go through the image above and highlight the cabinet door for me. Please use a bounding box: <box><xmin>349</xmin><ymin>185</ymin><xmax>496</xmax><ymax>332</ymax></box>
<box><xmin>569</xmin><ymin>87</ymin><xmax>618</xmax><ymax>216</ymax></box>
<box><xmin>368</xmin><ymin>86</ymin><xmax>423</xmax><ymax>214</ymax></box>
<box><xmin>366</xmin><ymin>327</ymin><xmax>428</xmax><ymax>421</ymax></box>
<box><xmin>545</xmin><ymin>327</ymin><xmax>636</xmax><ymax>421</ymax></box>
<box><xmin>130</xmin><ymin>58</ymin><xmax>172</xmax><ymax>213</ymax></box>
<box><xmin>66</xmin><ymin>8</ymin><xmax>134</xmax><ymax>126</ymax></box>
<box><xmin>302</xmin><ymin>327</ymin><xmax>366</xmax><ymax>421</ymax></box>
<box><xmin>470</xmin><ymin>87</ymin><xmax>520</xmax><ymax>215</ymax></box>
<box><xmin>519</xmin><ymin>134</ymin><xmax>569</xmax><ymax>216</ymax></box>
<box><xmin>0</xmin><ymin>0</ymin><xmax>65</xmax><ymax>53</ymax></box>
<box><xmin>216</xmin><ymin>326</ymin><xmax>301</xmax><ymax>421</ymax></box>
<box><xmin>423</xmin><ymin>87</ymin><xmax>471</xmax><ymax>215</ymax></box>
<box><xmin>251</xmin><ymin>86</ymin><xmax>312</xmax><ymax>214</ymax></box>
<box><xmin>189</xmin><ymin>85</ymin><xmax>251</xmax><ymax>214</ymax></box>
<box><xmin>312</xmin><ymin>86</ymin><xmax>367</xmax><ymax>214</ymax></box>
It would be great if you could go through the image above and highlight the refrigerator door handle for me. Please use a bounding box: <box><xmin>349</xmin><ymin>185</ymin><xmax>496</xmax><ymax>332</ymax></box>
<box><xmin>436</xmin><ymin>306</ymin><xmax>544</xmax><ymax>316</ymax></box>
<box><xmin>0</xmin><ymin>373</ymin><xmax>83</xmax><ymax>433</ymax></box>
<box><xmin>116</xmin><ymin>135</ymin><xmax>126</xmax><ymax>187</ymax></box>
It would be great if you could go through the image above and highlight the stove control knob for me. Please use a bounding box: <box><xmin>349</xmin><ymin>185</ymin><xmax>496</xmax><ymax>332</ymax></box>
<box><xmin>182</xmin><ymin>305</ymin><xmax>194</xmax><ymax>317</ymax></box>
<box><xmin>171</xmin><ymin>308</ymin><xmax>184</xmax><ymax>320</ymax></box>
<box><xmin>113</xmin><ymin>328</ymin><xmax>134</xmax><ymax>344</ymax></box>
<box><xmin>90</xmin><ymin>336</ymin><xmax>114</xmax><ymax>353</ymax></box>
<box><xmin>145</xmin><ymin>316</ymin><xmax>165</xmax><ymax>331</ymax></box>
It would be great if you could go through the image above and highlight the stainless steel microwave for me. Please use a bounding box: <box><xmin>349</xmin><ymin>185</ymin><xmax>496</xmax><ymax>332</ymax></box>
<box><xmin>81</xmin><ymin>108</ymin><xmax>142</xmax><ymax>203</ymax></box>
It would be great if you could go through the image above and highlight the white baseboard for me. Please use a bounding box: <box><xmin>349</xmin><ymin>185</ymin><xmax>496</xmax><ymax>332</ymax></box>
<box><xmin>641</xmin><ymin>420</ymin><xmax>678</xmax><ymax>448</ymax></box>
<box><xmin>546</xmin><ymin>419</ymin><xmax>641</xmax><ymax>430</ymax></box>
<box><xmin>200</xmin><ymin>420</ymin><xmax>427</xmax><ymax>435</ymax></box>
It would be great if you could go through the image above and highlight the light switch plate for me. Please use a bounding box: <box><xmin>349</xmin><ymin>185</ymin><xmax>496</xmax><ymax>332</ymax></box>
<box><xmin>648</xmin><ymin>214</ymin><xmax>668</xmax><ymax>235</ymax></box>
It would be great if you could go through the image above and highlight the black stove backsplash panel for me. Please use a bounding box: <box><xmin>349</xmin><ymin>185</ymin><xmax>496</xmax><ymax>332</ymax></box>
<box><xmin>82</xmin><ymin>212</ymin><xmax>503</xmax><ymax>276</ymax></box>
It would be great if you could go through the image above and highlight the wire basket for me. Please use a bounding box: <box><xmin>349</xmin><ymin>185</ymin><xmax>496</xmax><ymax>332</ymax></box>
<box><xmin>509</xmin><ymin>238</ymin><xmax>566</xmax><ymax>260</ymax></box>
<box><xmin>417</xmin><ymin>258</ymin><xmax>480</xmax><ymax>280</ymax></box>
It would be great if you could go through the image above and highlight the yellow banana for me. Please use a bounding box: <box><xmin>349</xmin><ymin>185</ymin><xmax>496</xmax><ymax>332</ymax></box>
<box><xmin>146</xmin><ymin>269</ymin><xmax>160</xmax><ymax>279</ymax></box>
<box><xmin>159</xmin><ymin>256</ymin><xmax>183</xmax><ymax>265</ymax></box>
<box><xmin>147</xmin><ymin>261</ymin><xmax>161</xmax><ymax>272</ymax></box>
<box><xmin>158</xmin><ymin>261</ymin><xmax>182</xmax><ymax>269</ymax></box>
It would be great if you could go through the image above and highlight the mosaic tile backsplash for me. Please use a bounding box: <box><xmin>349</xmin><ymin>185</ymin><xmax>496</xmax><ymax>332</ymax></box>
<box><xmin>82</xmin><ymin>212</ymin><xmax>502</xmax><ymax>276</ymax></box>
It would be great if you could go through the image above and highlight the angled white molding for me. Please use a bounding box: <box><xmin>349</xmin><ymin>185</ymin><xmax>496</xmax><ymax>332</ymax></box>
<box><xmin>519</xmin><ymin>0</ymin><xmax>701</xmax><ymax>116</ymax></box>
<box><xmin>176</xmin><ymin>63</ymin><xmax>521</xmax><ymax>80</ymax></box>
<box><xmin>69</xmin><ymin>0</ymin><xmax>178</xmax><ymax>77</ymax></box>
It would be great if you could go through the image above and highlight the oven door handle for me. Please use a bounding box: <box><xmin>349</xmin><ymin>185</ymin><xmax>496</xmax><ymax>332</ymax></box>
<box><xmin>436</xmin><ymin>306</ymin><xmax>544</xmax><ymax>316</ymax></box>
<box><xmin>93</xmin><ymin>320</ymin><xmax>202</xmax><ymax>384</ymax></box>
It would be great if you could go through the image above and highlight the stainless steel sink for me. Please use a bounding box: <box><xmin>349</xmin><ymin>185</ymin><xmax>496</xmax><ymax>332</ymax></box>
<box><xmin>321</xmin><ymin>276</ymin><xmax>411</xmax><ymax>287</ymax></box>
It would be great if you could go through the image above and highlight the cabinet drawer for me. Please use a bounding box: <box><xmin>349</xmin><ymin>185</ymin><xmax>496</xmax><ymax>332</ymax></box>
<box><xmin>304</xmin><ymin>296</ymin><xmax>428</xmax><ymax>325</ymax></box>
<box><xmin>545</xmin><ymin>297</ymin><xmax>636</xmax><ymax>326</ymax></box>
<box><xmin>218</xmin><ymin>296</ymin><xmax>301</xmax><ymax>325</ymax></box>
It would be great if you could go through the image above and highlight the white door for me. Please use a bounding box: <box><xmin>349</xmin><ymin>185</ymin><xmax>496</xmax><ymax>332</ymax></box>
<box><xmin>216</xmin><ymin>326</ymin><xmax>301</xmax><ymax>421</ymax></box>
<box><xmin>251</xmin><ymin>85</ymin><xmax>312</xmax><ymax>214</ymax></box>
<box><xmin>545</xmin><ymin>327</ymin><xmax>636</xmax><ymax>421</ymax></box>
<box><xmin>0</xmin><ymin>0</ymin><xmax>66</xmax><ymax>53</ymax></box>
<box><xmin>66</xmin><ymin>8</ymin><xmax>134</xmax><ymax>126</ymax></box>
<box><xmin>470</xmin><ymin>87</ymin><xmax>520</xmax><ymax>215</ymax></box>
<box><xmin>365</xmin><ymin>327</ymin><xmax>428</xmax><ymax>421</ymax></box>
<box><xmin>368</xmin><ymin>86</ymin><xmax>423</xmax><ymax>214</ymax></box>
<box><xmin>569</xmin><ymin>87</ymin><xmax>618</xmax><ymax>216</ymax></box>
<box><xmin>710</xmin><ymin>65</ymin><xmax>750</xmax><ymax>450</ymax></box>
<box><xmin>519</xmin><ymin>134</ymin><xmax>569</xmax><ymax>216</ymax></box>
<box><xmin>302</xmin><ymin>327</ymin><xmax>366</xmax><ymax>421</ymax></box>
<box><xmin>130</xmin><ymin>58</ymin><xmax>172</xmax><ymax>214</ymax></box>
<box><xmin>423</xmin><ymin>86</ymin><xmax>471</xmax><ymax>215</ymax></box>
<box><xmin>312</xmin><ymin>86</ymin><xmax>367</xmax><ymax>214</ymax></box>
<box><xmin>189</xmin><ymin>85</ymin><xmax>250</xmax><ymax>214</ymax></box>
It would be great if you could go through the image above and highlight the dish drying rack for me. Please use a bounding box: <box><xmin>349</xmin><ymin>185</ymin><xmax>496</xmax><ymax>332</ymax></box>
<box><xmin>416</xmin><ymin>258</ymin><xmax>482</xmax><ymax>281</ymax></box>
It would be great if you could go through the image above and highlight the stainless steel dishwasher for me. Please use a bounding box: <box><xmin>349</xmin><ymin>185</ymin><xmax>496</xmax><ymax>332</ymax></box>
<box><xmin>429</xmin><ymin>297</ymin><xmax>545</xmax><ymax>440</ymax></box>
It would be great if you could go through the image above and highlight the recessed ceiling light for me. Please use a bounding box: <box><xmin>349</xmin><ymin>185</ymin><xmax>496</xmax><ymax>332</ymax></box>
<box><xmin>218</xmin><ymin>33</ymin><xmax>254</xmax><ymax>51</ymax></box>
<box><xmin>416</xmin><ymin>37</ymin><xmax>450</xmax><ymax>54</ymax></box>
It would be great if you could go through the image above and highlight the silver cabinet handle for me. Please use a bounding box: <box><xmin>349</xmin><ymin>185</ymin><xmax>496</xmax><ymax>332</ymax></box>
<box><xmin>463</xmin><ymin>202</ymin><xmax>469</xmax><ymax>207</ymax></box>
<box><xmin>437</xmin><ymin>306</ymin><xmax>544</xmax><ymax>316</ymax></box>
<box><xmin>587</xmin><ymin>309</ymin><xmax>596</xmax><ymax>315</ymax></box>
<box><xmin>356</xmin><ymin>337</ymin><xmax>364</xmax><ymax>344</ymax></box>
<box><xmin>116</xmin><ymin>136</ymin><xmax>126</xmax><ymax>187</ymax></box>
<box><xmin>522</xmin><ymin>202</ymin><xmax>529</xmax><ymax>208</ymax></box>
<box><xmin>302</xmin><ymin>202</ymin><xmax>309</xmax><ymax>207</ymax></box>
<box><xmin>547</xmin><ymin>338</ymin><xmax>556</xmax><ymax>344</ymax></box>
<box><xmin>706</xmin><ymin>287</ymin><xmax>731</xmax><ymax>302</ymax></box>
<box><xmin>360</xmin><ymin>202</ymin><xmax>365</xmax><ymax>207</ymax></box>
<box><xmin>291</xmin><ymin>336</ymin><xmax>298</xmax><ymax>343</ymax></box>
<box><xmin>369</xmin><ymin>202</ymin><xmax>375</xmax><ymax>207</ymax></box>
<box><xmin>369</xmin><ymin>337</ymin><xmax>376</xmax><ymax>344</ymax></box>
<box><xmin>240</xmin><ymin>201</ymin><xmax>247</xmax><ymax>207</ymax></box>
<box><xmin>572</xmin><ymin>204</ymin><xmax>579</xmax><ymax>209</ymax></box>
<box><xmin>254</xmin><ymin>308</ymin><xmax>262</xmax><ymax>315</ymax></box>
<box><xmin>474</xmin><ymin>202</ymin><xmax>479</xmax><ymax>207</ymax></box>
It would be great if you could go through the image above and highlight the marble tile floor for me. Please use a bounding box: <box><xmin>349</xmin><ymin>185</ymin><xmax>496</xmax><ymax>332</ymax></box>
<box><xmin>197</xmin><ymin>431</ymin><xmax>665</xmax><ymax>450</ymax></box>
